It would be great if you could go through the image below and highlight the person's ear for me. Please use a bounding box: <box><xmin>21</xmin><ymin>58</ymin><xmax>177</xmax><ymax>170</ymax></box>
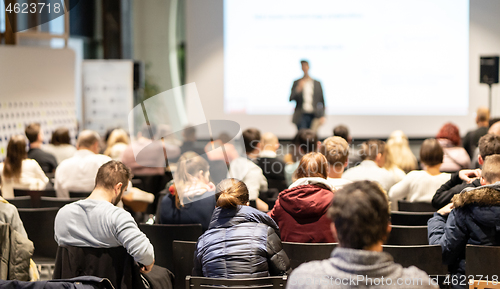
<box><xmin>114</xmin><ymin>182</ymin><xmax>123</xmax><ymax>195</ymax></box>
<box><xmin>344</xmin><ymin>161</ymin><xmax>348</xmax><ymax>168</ymax></box>
<box><xmin>92</xmin><ymin>141</ymin><xmax>100</xmax><ymax>154</ymax></box>
<box><xmin>387</xmin><ymin>222</ymin><xmax>392</xmax><ymax>234</ymax></box>
<box><xmin>480</xmin><ymin>177</ymin><xmax>487</xmax><ymax>186</ymax></box>
<box><xmin>316</xmin><ymin>141</ymin><xmax>321</xmax><ymax>151</ymax></box>
<box><xmin>478</xmin><ymin>155</ymin><xmax>484</xmax><ymax>166</ymax></box>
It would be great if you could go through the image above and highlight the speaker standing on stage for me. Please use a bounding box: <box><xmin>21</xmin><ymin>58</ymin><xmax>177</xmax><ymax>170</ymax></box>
<box><xmin>289</xmin><ymin>60</ymin><xmax>326</xmax><ymax>131</ymax></box>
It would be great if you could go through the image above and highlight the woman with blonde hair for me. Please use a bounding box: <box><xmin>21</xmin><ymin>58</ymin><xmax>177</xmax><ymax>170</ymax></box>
<box><xmin>384</xmin><ymin>130</ymin><xmax>416</xmax><ymax>183</ymax></box>
<box><xmin>193</xmin><ymin>178</ymin><xmax>290</xmax><ymax>278</ymax></box>
<box><xmin>0</xmin><ymin>135</ymin><xmax>49</xmax><ymax>198</ymax></box>
<box><xmin>104</xmin><ymin>128</ymin><xmax>130</xmax><ymax>161</ymax></box>
<box><xmin>159</xmin><ymin>151</ymin><xmax>216</xmax><ymax>231</ymax></box>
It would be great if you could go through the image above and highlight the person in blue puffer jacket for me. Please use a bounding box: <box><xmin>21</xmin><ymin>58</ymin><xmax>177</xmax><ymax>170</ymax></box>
<box><xmin>193</xmin><ymin>178</ymin><xmax>291</xmax><ymax>278</ymax></box>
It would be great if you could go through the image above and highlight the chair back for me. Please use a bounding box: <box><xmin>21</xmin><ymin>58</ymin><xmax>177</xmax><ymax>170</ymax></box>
<box><xmin>14</xmin><ymin>189</ymin><xmax>56</xmax><ymax>207</ymax></box>
<box><xmin>69</xmin><ymin>191</ymin><xmax>92</xmax><ymax>199</ymax></box>
<box><xmin>385</xmin><ymin>225</ymin><xmax>429</xmax><ymax>245</ymax></box>
<box><xmin>186</xmin><ymin>276</ymin><xmax>287</xmax><ymax>289</ymax></box>
<box><xmin>17</xmin><ymin>207</ymin><xmax>59</xmax><ymax>260</ymax></box>
<box><xmin>40</xmin><ymin>196</ymin><xmax>82</xmax><ymax>208</ymax></box>
<box><xmin>4</xmin><ymin>196</ymin><xmax>32</xmax><ymax>208</ymax></box>
<box><xmin>383</xmin><ymin>245</ymin><xmax>447</xmax><ymax>275</ymax></box>
<box><xmin>172</xmin><ymin>240</ymin><xmax>197</xmax><ymax>289</ymax></box>
<box><xmin>466</xmin><ymin>244</ymin><xmax>500</xmax><ymax>280</ymax></box>
<box><xmin>139</xmin><ymin>224</ymin><xmax>203</xmax><ymax>271</ymax></box>
<box><xmin>398</xmin><ymin>200</ymin><xmax>436</xmax><ymax>212</ymax></box>
<box><xmin>208</xmin><ymin>160</ymin><xmax>228</xmax><ymax>185</ymax></box>
<box><xmin>390</xmin><ymin>211</ymin><xmax>434</xmax><ymax>226</ymax></box>
<box><xmin>281</xmin><ymin>242</ymin><xmax>336</xmax><ymax>269</ymax></box>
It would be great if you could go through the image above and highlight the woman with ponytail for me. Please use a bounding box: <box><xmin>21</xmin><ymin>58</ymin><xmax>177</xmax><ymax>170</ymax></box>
<box><xmin>0</xmin><ymin>135</ymin><xmax>49</xmax><ymax>198</ymax></box>
<box><xmin>193</xmin><ymin>178</ymin><xmax>290</xmax><ymax>278</ymax></box>
<box><xmin>159</xmin><ymin>151</ymin><xmax>216</xmax><ymax>231</ymax></box>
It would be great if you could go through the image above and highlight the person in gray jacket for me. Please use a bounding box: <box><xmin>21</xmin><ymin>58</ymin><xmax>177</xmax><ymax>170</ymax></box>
<box><xmin>287</xmin><ymin>181</ymin><xmax>438</xmax><ymax>289</ymax></box>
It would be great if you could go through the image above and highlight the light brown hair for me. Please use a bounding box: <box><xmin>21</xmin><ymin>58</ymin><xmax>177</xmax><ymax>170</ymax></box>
<box><xmin>94</xmin><ymin>160</ymin><xmax>131</xmax><ymax>190</ymax></box>
<box><xmin>25</xmin><ymin>123</ymin><xmax>41</xmax><ymax>143</ymax></box>
<box><xmin>215</xmin><ymin>178</ymin><xmax>249</xmax><ymax>208</ymax></box>
<box><xmin>293</xmin><ymin>152</ymin><xmax>328</xmax><ymax>181</ymax></box>
<box><xmin>104</xmin><ymin>129</ymin><xmax>130</xmax><ymax>157</ymax></box>
<box><xmin>3</xmin><ymin>135</ymin><xmax>27</xmax><ymax>180</ymax></box>
<box><xmin>419</xmin><ymin>138</ymin><xmax>444</xmax><ymax>167</ymax></box>
<box><xmin>51</xmin><ymin>127</ymin><xmax>71</xmax><ymax>146</ymax></box>
<box><xmin>360</xmin><ymin>140</ymin><xmax>385</xmax><ymax>161</ymax></box>
<box><xmin>321</xmin><ymin>136</ymin><xmax>349</xmax><ymax>168</ymax></box>
<box><xmin>174</xmin><ymin>152</ymin><xmax>210</xmax><ymax>208</ymax></box>
<box><xmin>481</xmin><ymin>155</ymin><xmax>500</xmax><ymax>184</ymax></box>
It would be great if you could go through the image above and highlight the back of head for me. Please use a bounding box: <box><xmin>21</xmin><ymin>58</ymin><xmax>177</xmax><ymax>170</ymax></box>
<box><xmin>419</xmin><ymin>138</ymin><xmax>444</xmax><ymax>167</ymax></box>
<box><xmin>243</xmin><ymin>128</ymin><xmax>261</xmax><ymax>154</ymax></box>
<box><xmin>333</xmin><ymin>125</ymin><xmax>349</xmax><ymax>142</ymax></box>
<box><xmin>481</xmin><ymin>155</ymin><xmax>500</xmax><ymax>184</ymax></box>
<box><xmin>107</xmin><ymin>129</ymin><xmax>129</xmax><ymax>147</ymax></box>
<box><xmin>174</xmin><ymin>151</ymin><xmax>210</xmax><ymax>207</ymax></box>
<box><xmin>51</xmin><ymin>127</ymin><xmax>71</xmax><ymax>146</ymax></box>
<box><xmin>385</xmin><ymin>130</ymin><xmax>416</xmax><ymax>172</ymax></box>
<box><xmin>294</xmin><ymin>129</ymin><xmax>318</xmax><ymax>154</ymax></box>
<box><xmin>321</xmin><ymin>136</ymin><xmax>349</xmax><ymax>168</ymax></box>
<box><xmin>4</xmin><ymin>135</ymin><xmax>27</xmax><ymax>179</ymax></box>
<box><xmin>77</xmin><ymin>130</ymin><xmax>100</xmax><ymax>150</ymax></box>
<box><xmin>25</xmin><ymin>123</ymin><xmax>40</xmax><ymax>143</ymax></box>
<box><xmin>477</xmin><ymin>107</ymin><xmax>490</xmax><ymax>123</ymax></box>
<box><xmin>488</xmin><ymin>121</ymin><xmax>500</xmax><ymax>135</ymax></box>
<box><xmin>215</xmin><ymin>178</ymin><xmax>249</xmax><ymax>209</ymax></box>
<box><xmin>294</xmin><ymin>152</ymin><xmax>328</xmax><ymax>181</ymax></box>
<box><xmin>328</xmin><ymin>181</ymin><xmax>390</xmax><ymax>249</ymax></box>
<box><xmin>478</xmin><ymin>134</ymin><xmax>500</xmax><ymax>160</ymax></box>
<box><xmin>183</xmin><ymin>126</ymin><xmax>197</xmax><ymax>142</ymax></box>
<box><xmin>94</xmin><ymin>160</ymin><xmax>131</xmax><ymax>190</ymax></box>
<box><xmin>261</xmin><ymin>132</ymin><xmax>279</xmax><ymax>151</ymax></box>
<box><xmin>360</xmin><ymin>140</ymin><xmax>385</xmax><ymax>161</ymax></box>
<box><xmin>436</xmin><ymin>122</ymin><xmax>461</xmax><ymax>146</ymax></box>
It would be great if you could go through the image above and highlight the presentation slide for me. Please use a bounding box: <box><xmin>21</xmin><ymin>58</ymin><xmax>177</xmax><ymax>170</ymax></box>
<box><xmin>224</xmin><ymin>0</ymin><xmax>469</xmax><ymax>116</ymax></box>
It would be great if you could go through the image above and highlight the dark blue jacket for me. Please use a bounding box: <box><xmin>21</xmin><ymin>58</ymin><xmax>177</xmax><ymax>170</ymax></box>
<box><xmin>193</xmin><ymin>205</ymin><xmax>290</xmax><ymax>278</ymax></box>
<box><xmin>159</xmin><ymin>192</ymin><xmax>216</xmax><ymax>231</ymax></box>
<box><xmin>0</xmin><ymin>276</ymin><xmax>113</xmax><ymax>288</ymax></box>
<box><xmin>428</xmin><ymin>183</ymin><xmax>500</xmax><ymax>289</ymax></box>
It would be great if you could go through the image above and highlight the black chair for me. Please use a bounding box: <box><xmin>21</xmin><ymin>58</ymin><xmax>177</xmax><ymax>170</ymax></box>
<box><xmin>172</xmin><ymin>240</ymin><xmax>197</xmax><ymax>289</ymax></box>
<box><xmin>139</xmin><ymin>224</ymin><xmax>203</xmax><ymax>271</ymax></box>
<box><xmin>14</xmin><ymin>189</ymin><xmax>56</xmax><ymax>207</ymax></box>
<box><xmin>385</xmin><ymin>225</ymin><xmax>429</xmax><ymax>245</ymax></box>
<box><xmin>281</xmin><ymin>242</ymin><xmax>337</xmax><ymax>269</ymax></box>
<box><xmin>40</xmin><ymin>196</ymin><xmax>82</xmax><ymax>208</ymax></box>
<box><xmin>208</xmin><ymin>160</ymin><xmax>228</xmax><ymax>185</ymax></box>
<box><xmin>390</xmin><ymin>211</ymin><xmax>435</xmax><ymax>226</ymax></box>
<box><xmin>132</xmin><ymin>173</ymin><xmax>172</xmax><ymax>214</ymax></box>
<box><xmin>398</xmin><ymin>200</ymin><xmax>436</xmax><ymax>212</ymax></box>
<box><xmin>69</xmin><ymin>191</ymin><xmax>91</xmax><ymax>199</ymax></box>
<box><xmin>259</xmin><ymin>188</ymin><xmax>280</xmax><ymax>210</ymax></box>
<box><xmin>4</xmin><ymin>196</ymin><xmax>32</xmax><ymax>208</ymax></box>
<box><xmin>466</xmin><ymin>244</ymin><xmax>500</xmax><ymax>280</ymax></box>
<box><xmin>186</xmin><ymin>276</ymin><xmax>287</xmax><ymax>289</ymax></box>
<box><xmin>383</xmin><ymin>245</ymin><xmax>448</xmax><ymax>276</ymax></box>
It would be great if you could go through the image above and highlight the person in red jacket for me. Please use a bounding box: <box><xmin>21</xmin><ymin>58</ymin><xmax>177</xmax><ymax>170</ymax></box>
<box><xmin>268</xmin><ymin>152</ymin><xmax>336</xmax><ymax>243</ymax></box>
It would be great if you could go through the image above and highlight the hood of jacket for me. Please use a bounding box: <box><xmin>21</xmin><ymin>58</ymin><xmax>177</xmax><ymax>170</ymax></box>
<box><xmin>453</xmin><ymin>182</ymin><xmax>500</xmax><ymax>227</ymax></box>
<box><xmin>279</xmin><ymin>183</ymin><xmax>334</xmax><ymax>219</ymax></box>
<box><xmin>208</xmin><ymin>205</ymin><xmax>280</xmax><ymax>235</ymax></box>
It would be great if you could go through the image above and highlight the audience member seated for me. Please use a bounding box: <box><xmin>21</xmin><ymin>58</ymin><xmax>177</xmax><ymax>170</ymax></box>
<box><xmin>54</xmin><ymin>130</ymin><xmax>112</xmax><ymax>198</ymax></box>
<box><xmin>0</xmin><ymin>135</ymin><xmax>48</xmax><ymax>198</ymax></box>
<box><xmin>256</xmin><ymin>132</ymin><xmax>287</xmax><ymax>192</ymax></box>
<box><xmin>180</xmin><ymin>125</ymin><xmax>206</xmax><ymax>156</ymax></box>
<box><xmin>204</xmin><ymin>132</ymin><xmax>240</xmax><ymax>164</ymax></box>
<box><xmin>342</xmin><ymin>139</ymin><xmax>396</xmax><ymax>192</ymax></box>
<box><xmin>159</xmin><ymin>152</ymin><xmax>216</xmax><ymax>231</ymax></box>
<box><xmin>388</xmin><ymin>138</ymin><xmax>451</xmax><ymax>211</ymax></box>
<box><xmin>227</xmin><ymin>128</ymin><xmax>268</xmax><ymax>211</ymax></box>
<box><xmin>320</xmin><ymin>136</ymin><xmax>352</xmax><ymax>189</ymax></box>
<box><xmin>54</xmin><ymin>161</ymin><xmax>155</xmax><ymax>274</ymax></box>
<box><xmin>269</xmin><ymin>152</ymin><xmax>336</xmax><ymax>243</ymax></box>
<box><xmin>471</xmin><ymin>120</ymin><xmax>500</xmax><ymax>168</ymax></box>
<box><xmin>0</xmin><ymin>196</ymin><xmax>27</xmax><ymax>238</ymax></box>
<box><xmin>104</xmin><ymin>128</ymin><xmax>130</xmax><ymax>161</ymax></box>
<box><xmin>193</xmin><ymin>178</ymin><xmax>290</xmax><ymax>278</ymax></box>
<box><xmin>25</xmin><ymin>123</ymin><xmax>57</xmax><ymax>175</ymax></box>
<box><xmin>428</xmin><ymin>154</ymin><xmax>500</xmax><ymax>289</ymax></box>
<box><xmin>382</xmin><ymin>133</ymin><xmax>408</xmax><ymax>184</ymax></box>
<box><xmin>333</xmin><ymin>124</ymin><xmax>362</xmax><ymax>168</ymax></box>
<box><xmin>386</xmin><ymin>130</ymin><xmax>417</xmax><ymax>174</ymax></box>
<box><xmin>463</xmin><ymin>107</ymin><xmax>489</xmax><ymax>158</ymax></box>
<box><xmin>285</xmin><ymin>129</ymin><xmax>319</xmax><ymax>185</ymax></box>
<box><xmin>432</xmin><ymin>133</ymin><xmax>500</xmax><ymax>209</ymax></box>
<box><xmin>288</xmin><ymin>181</ymin><xmax>437</xmax><ymax>289</ymax></box>
<box><xmin>42</xmin><ymin>127</ymin><xmax>76</xmax><ymax>165</ymax></box>
<box><xmin>436</xmin><ymin>123</ymin><xmax>470</xmax><ymax>172</ymax></box>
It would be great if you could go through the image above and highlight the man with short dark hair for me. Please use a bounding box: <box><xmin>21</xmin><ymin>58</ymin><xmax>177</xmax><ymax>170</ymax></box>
<box><xmin>284</xmin><ymin>129</ymin><xmax>319</xmax><ymax>185</ymax></box>
<box><xmin>25</xmin><ymin>123</ymin><xmax>58</xmax><ymax>175</ymax></box>
<box><xmin>180</xmin><ymin>125</ymin><xmax>205</xmax><ymax>156</ymax></box>
<box><xmin>288</xmin><ymin>181</ymin><xmax>437</xmax><ymax>289</ymax></box>
<box><xmin>342</xmin><ymin>140</ymin><xmax>396</xmax><ymax>192</ymax></box>
<box><xmin>54</xmin><ymin>160</ymin><xmax>155</xmax><ymax>274</ymax></box>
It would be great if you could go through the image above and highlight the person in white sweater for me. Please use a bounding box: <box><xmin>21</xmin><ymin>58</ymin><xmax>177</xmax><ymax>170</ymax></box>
<box><xmin>388</xmin><ymin>138</ymin><xmax>451</xmax><ymax>211</ymax></box>
<box><xmin>0</xmin><ymin>135</ymin><xmax>49</xmax><ymax>198</ymax></box>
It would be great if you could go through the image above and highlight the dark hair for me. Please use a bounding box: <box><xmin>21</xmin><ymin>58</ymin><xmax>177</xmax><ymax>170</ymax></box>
<box><xmin>333</xmin><ymin>125</ymin><xmax>349</xmax><ymax>142</ymax></box>
<box><xmin>479</xmin><ymin>134</ymin><xmax>500</xmax><ymax>160</ymax></box>
<box><xmin>294</xmin><ymin>152</ymin><xmax>328</xmax><ymax>181</ymax></box>
<box><xmin>25</xmin><ymin>123</ymin><xmax>40</xmax><ymax>143</ymax></box>
<box><xmin>482</xmin><ymin>155</ymin><xmax>500</xmax><ymax>183</ymax></box>
<box><xmin>294</xmin><ymin>129</ymin><xmax>318</xmax><ymax>154</ymax></box>
<box><xmin>300</xmin><ymin>60</ymin><xmax>309</xmax><ymax>65</ymax></box>
<box><xmin>328</xmin><ymin>181</ymin><xmax>390</xmax><ymax>249</ymax></box>
<box><xmin>243</xmin><ymin>128</ymin><xmax>261</xmax><ymax>154</ymax></box>
<box><xmin>95</xmin><ymin>160</ymin><xmax>131</xmax><ymax>191</ymax></box>
<box><xmin>436</xmin><ymin>123</ymin><xmax>461</xmax><ymax>146</ymax></box>
<box><xmin>215</xmin><ymin>178</ymin><xmax>249</xmax><ymax>208</ymax></box>
<box><xmin>489</xmin><ymin>118</ymin><xmax>500</xmax><ymax>128</ymax></box>
<box><xmin>51</xmin><ymin>127</ymin><xmax>71</xmax><ymax>146</ymax></box>
<box><xmin>419</xmin><ymin>138</ymin><xmax>443</xmax><ymax>167</ymax></box>
<box><xmin>183</xmin><ymin>126</ymin><xmax>196</xmax><ymax>141</ymax></box>
<box><xmin>360</xmin><ymin>140</ymin><xmax>385</xmax><ymax>161</ymax></box>
<box><xmin>3</xmin><ymin>135</ymin><xmax>27</xmax><ymax>180</ymax></box>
